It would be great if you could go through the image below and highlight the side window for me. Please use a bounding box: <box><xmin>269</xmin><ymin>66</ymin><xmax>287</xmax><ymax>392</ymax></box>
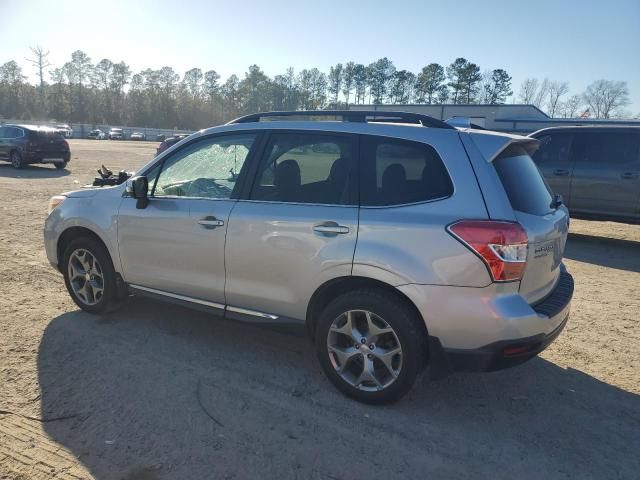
<box><xmin>153</xmin><ymin>133</ymin><xmax>256</xmax><ymax>199</ymax></box>
<box><xmin>532</xmin><ymin>133</ymin><xmax>573</xmax><ymax>166</ymax></box>
<box><xmin>250</xmin><ymin>133</ymin><xmax>354</xmax><ymax>205</ymax></box>
<box><xmin>573</xmin><ymin>132</ymin><xmax>640</xmax><ymax>166</ymax></box>
<box><xmin>360</xmin><ymin>136</ymin><xmax>453</xmax><ymax>206</ymax></box>
<box><xmin>6</xmin><ymin>127</ymin><xmax>18</xmax><ymax>139</ymax></box>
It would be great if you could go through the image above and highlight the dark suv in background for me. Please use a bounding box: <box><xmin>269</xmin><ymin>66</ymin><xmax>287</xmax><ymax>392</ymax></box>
<box><xmin>530</xmin><ymin>126</ymin><xmax>640</xmax><ymax>223</ymax></box>
<box><xmin>0</xmin><ymin>124</ymin><xmax>71</xmax><ymax>169</ymax></box>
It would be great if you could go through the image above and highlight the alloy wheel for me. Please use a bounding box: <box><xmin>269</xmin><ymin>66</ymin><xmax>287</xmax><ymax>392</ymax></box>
<box><xmin>326</xmin><ymin>310</ymin><xmax>403</xmax><ymax>392</ymax></box>
<box><xmin>68</xmin><ymin>249</ymin><xmax>104</xmax><ymax>306</ymax></box>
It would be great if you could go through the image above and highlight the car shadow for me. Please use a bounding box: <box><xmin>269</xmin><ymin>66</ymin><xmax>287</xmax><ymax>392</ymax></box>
<box><xmin>37</xmin><ymin>298</ymin><xmax>639</xmax><ymax>479</ymax></box>
<box><xmin>565</xmin><ymin>232</ymin><xmax>640</xmax><ymax>273</ymax></box>
<box><xmin>0</xmin><ymin>163</ymin><xmax>71</xmax><ymax>178</ymax></box>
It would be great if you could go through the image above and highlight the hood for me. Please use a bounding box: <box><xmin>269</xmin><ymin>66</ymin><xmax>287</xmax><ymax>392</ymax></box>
<box><xmin>64</xmin><ymin>183</ymin><xmax>124</xmax><ymax>198</ymax></box>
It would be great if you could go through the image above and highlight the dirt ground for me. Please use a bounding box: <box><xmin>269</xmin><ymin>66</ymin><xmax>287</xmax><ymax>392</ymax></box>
<box><xmin>0</xmin><ymin>139</ymin><xmax>638</xmax><ymax>480</ymax></box>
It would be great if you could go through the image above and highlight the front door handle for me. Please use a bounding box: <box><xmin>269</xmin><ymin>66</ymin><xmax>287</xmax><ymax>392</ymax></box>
<box><xmin>553</xmin><ymin>169</ymin><xmax>570</xmax><ymax>176</ymax></box>
<box><xmin>313</xmin><ymin>222</ymin><xmax>349</xmax><ymax>235</ymax></box>
<box><xmin>198</xmin><ymin>216</ymin><xmax>225</xmax><ymax>229</ymax></box>
<box><xmin>621</xmin><ymin>172</ymin><xmax>639</xmax><ymax>180</ymax></box>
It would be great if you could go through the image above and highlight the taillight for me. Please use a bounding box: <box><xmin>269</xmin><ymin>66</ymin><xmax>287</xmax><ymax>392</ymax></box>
<box><xmin>447</xmin><ymin>220</ymin><xmax>528</xmax><ymax>282</ymax></box>
<box><xmin>63</xmin><ymin>139</ymin><xmax>69</xmax><ymax>149</ymax></box>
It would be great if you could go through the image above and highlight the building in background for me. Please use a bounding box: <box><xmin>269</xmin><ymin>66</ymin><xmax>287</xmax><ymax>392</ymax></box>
<box><xmin>348</xmin><ymin>104</ymin><xmax>640</xmax><ymax>134</ymax></box>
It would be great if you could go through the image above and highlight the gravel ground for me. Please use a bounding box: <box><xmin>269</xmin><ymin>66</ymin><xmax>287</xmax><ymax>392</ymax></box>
<box><xmin>0</xmin><ymin>139</ymin><xmax>638</xmax><ymax>480</ymax></box>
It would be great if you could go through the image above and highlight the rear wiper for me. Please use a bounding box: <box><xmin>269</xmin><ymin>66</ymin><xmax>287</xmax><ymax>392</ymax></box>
<box><xmin>550</xmin><ymin>193</ymin><xmax>564</xmax><ymax>209</ymax></box>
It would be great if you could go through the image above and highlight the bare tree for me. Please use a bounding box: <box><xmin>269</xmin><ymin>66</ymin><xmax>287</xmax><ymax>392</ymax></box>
<box><xmin>546</xmin><ymin>81</ymin><xmax>569</xmax><ymax>117</ymax></box>
<box><xmin>582</xmin><ymin>80</ymin><xmax>630</xmax><ymax>118</ymax></box>
<box><xmin>25</xmin><ymin>45</ymin><xmax>51</xmax><ymax>110</ymax></box>
<box><xmin>517</xmin><ymin>78</ymin><xmax>538</xmax><ymax>104</ymax></box>
<box><xmin>533</xmin><ymin>78</ymin><xmax>550</xmax><ymax>109</ymax></box>
<box><xmin>559</xmin><ymin>94</ymin><xmax>583</xmax><ymax>118</ymax></box>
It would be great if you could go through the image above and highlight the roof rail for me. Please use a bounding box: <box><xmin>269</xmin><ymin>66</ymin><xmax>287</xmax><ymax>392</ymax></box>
<box><xmin>227</xmin><ymin>110</ymin><xmax>455</xmax><ymax>129</ymax></box>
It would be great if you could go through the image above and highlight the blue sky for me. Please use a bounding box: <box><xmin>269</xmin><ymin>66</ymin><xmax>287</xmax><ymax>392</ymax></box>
<box><xmin>1</xmin><ymin>0</ymin><xmax>639</xmax><ymax>112</ymax></box>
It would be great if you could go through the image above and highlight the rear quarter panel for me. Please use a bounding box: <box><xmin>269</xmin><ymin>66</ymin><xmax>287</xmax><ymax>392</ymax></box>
<box><xmin>354</xmin><ymin>130</ymin><xmax>492</xmax><ymax>287</ymax></box>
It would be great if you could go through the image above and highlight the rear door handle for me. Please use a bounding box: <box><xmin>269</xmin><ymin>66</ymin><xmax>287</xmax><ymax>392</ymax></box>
<box><xmin>198</xmin><ymin>216</ymin><xmax>225</xmax><ymax>229</ymax></box>
<box><xmin>313</xmin><ymin>222</ymin><xmax>349</xmax><ymax>235</ymax></box>
<box><xmin>621</xmin><ymin>172</ymin><xmax>639</xmax><ymax>179</ymax></box>
<box><xmin>553</xmin><ymin>169</ymin><xmax>570</xmax><ymax>176</ymax></box>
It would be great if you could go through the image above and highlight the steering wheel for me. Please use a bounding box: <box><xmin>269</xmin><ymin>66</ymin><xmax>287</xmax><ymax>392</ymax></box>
<box><xmin>187</xmin><ymin>177</ymin><xmax>232</xmax><ymax>197</ymax></box>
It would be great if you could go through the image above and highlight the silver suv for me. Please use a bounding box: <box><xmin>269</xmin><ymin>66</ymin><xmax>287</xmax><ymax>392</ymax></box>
<box><xmin>44</xmin><ymin>111</ymin><xmax>574</xmax><ymax>404</ymax></box>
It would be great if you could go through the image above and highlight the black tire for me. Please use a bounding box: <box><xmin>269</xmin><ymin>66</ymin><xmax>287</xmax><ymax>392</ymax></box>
<box><xmin>315</xmin><ymin>288</ymin><xmax>427</xmax><ymax>404</ymax></box>
<box><xmin>54</xmin><ymin>161</ymin><xmax>67</xmax><ymax>170</ymax></box>
<box><xmin>10</xmin><ymin>150</ymin><xmax>24</xmax><ymax>169</ymax></box>
<box><xmin>62</xmin><ymin>236</ymin><xmax>118</xmax><ymax>314</ymax></box>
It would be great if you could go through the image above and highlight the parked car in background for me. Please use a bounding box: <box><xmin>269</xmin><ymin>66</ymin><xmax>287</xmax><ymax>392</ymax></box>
<box><xmin>87</xmin><ymin>129</ymin><xmax>106</xmax><ymax>140</ymax></box>
<box><xmin>44</xmin><ymin>110</ymin><xmax>573</xmax><ymax>404</ymax></box>
<box><xmin>0</xmin><ymin>124</ymin><xmax>70</xmax><ymax>169</ymax></box>
<box><xmin>130</xmin><ymin>132</ymin><xmax>146</xmax><ymax>141</ymax></box>
<box><xmin>156</xmin><ymin>134</ymin><xmax>166</xmax><ymax>142</ymax></box>
<box><xmin>108</xmin><ymin>128</ymin><xmax>124</xmax><ymax>140</ymax></box>
<box><xmin>55</xmin><ymin>124</ymin><xmax>73</xmax><ymax>138</ymax></box>
<box><xmin>530</xmin><ymin>126</ymin><xmax>640</xmax><ymax>223</ymax></box>
<box><xmin>155</xmin><ymin>133</ymin><xmax>190</xmax><ymax>155</ymax></box>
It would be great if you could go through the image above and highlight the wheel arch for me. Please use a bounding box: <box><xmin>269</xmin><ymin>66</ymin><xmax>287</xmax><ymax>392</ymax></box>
<box><xmin>57</xmin><ymin>226</ymin><xmax>112</xmax><ymax>273</ymax></box>
<box><xmin>306</xmin><ymin>276</ymin><xmax>429</xmax><ymax>342</ymax></box>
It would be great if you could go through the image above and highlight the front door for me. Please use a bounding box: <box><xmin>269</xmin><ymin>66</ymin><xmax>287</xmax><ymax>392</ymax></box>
<box><xmin>117</xmin><ymin>132</ymin><xmax>259</xmax><ymax>306</ymax></box>
<box><xmin>225</xmin><ymin>131</ymin><xmax>359</xmax><ymax>321</ymax></box>
<box><xmin>570</xmin><ymin>130</ymin><xmax>640</xmax><ymax>218</ymax></box>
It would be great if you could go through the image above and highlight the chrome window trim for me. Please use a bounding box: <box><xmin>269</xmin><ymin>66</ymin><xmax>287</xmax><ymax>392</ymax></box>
<box><xmin>236</xmin><ymin>198</ymin><xmax>357</xmax><ymax>208</ymax></box>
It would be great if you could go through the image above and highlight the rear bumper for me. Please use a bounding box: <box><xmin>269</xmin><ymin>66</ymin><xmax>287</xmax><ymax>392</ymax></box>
<box><xmin>437</xmin><ymin>269</ymin><xmax>574</xmax><ymax>373</ymax></box>
<box><xmin>25</xmin><ymin>150</ymin><xmax>70</xmax><ymax>163</ymax></box>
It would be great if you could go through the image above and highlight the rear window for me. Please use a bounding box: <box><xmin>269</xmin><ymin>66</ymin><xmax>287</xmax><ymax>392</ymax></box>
<box><xmin>34</xmin><ymin>130</ymin><xmax>64</xmax><ymax>141</ymax></box>
<box><xmin>493</xmin><ymin>144</ymin><xmax>553</xmax><ymax>216</ymax></box>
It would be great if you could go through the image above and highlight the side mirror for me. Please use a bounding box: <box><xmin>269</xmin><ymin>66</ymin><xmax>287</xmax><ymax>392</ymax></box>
<box><xmin>129</xmin><ymin>175</ymin><xmax>149</xmax><ymax>209</ymax></box>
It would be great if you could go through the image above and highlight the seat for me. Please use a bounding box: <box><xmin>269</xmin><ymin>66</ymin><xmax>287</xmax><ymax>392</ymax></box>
<box><xmin>274</xmin><ymin>159</ymin><xmax>301</xmax><ymax>202</ymax></box>
<box><xmin>381</xmin><ymin>163</ymin><xmax>407</xmax><ymax>204</ymax></box>
<box><xmin>327</xmin><ymin>157</ymin><xmax>349</xmax><ymax>203</ymax></box>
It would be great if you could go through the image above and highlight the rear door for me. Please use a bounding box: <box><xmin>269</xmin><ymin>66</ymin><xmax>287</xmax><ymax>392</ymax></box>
<box><xmin>570</xmin><ymin>130</ymin><xmax>640</xmax><ymax>218</ymax></box>
<box><xmin>493</xmin><ymin>144</ymin><xmax>570</xmax><ymax>304</ymax></box>
<box><xmin>224</xmin><ymin>131</ymin><xmax>358</xmax><ymax>321</ymax></box>
<box><xmin>531</xmin><ymin>131</ymin><xmax>575</xmax><ymax>208</ymax></box>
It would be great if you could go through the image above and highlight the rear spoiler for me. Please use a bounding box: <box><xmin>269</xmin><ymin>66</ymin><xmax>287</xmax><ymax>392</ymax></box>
<box><xmin>465</xmin><ymin>130</ymin><xmax>540</xmax><ymax>162</ymax></box>
<box><xmin>446</xmin><ymin>117</ymin><xmax>486</xmax><ymax>130</ymax></box>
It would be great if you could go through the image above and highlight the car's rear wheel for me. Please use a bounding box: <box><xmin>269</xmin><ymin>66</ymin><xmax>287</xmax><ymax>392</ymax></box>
<box><xmin>62</xmin><ymin>237</ymin><xmax>117</xmax><ymax>314</ymax></box>
<box><xmin>315</xmin><ymin>288</ymin><xmax>427</xmax><ymax>404</ymax></box>
<box><xmin>10</xmin><ymin>150</ymin><xmax>24</xmax><ymax>169</ymax></box>
<box><xmin>54</xmin><ymin>161</ymin><xmax>67</xmax><ymax>170</ymax></box>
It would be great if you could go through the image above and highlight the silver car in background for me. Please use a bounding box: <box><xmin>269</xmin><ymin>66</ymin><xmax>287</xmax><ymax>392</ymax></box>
<box><xmin>44</xmin><ymin>111</ymin><xmax>574</xmax><ymax>404</ymax></box>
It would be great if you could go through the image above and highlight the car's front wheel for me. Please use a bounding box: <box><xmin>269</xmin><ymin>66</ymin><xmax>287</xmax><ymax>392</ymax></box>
<box><xmin>62</xmin><ymin>237</ymin><xmax>118</xmax><ymax>313</ymax></box>
<box><xmin>315</xmin><ymin>288</ymin><xmax>427</xmax><ymax>404</ymax></box>
<box><xmin>54</xmin><ymin>161</ymin><xmax>67</xmax><ymax>170</ymax></box>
